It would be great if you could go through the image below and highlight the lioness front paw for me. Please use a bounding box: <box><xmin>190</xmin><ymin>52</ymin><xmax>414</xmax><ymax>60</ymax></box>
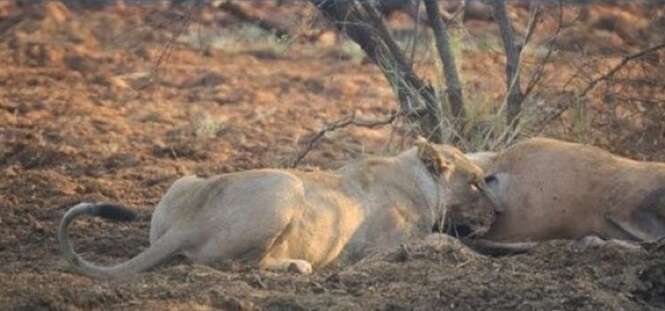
<box><xmin>287</xmin><ymin>260</ymin><xmax>313</xmax><ymax>274</ymax></box>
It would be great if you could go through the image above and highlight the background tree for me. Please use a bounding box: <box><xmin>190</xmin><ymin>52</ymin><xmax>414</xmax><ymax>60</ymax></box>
<box><xmin>307</xmin><ymin>0</ymin><xmax>532</xmax><ymax>148</ymax></box>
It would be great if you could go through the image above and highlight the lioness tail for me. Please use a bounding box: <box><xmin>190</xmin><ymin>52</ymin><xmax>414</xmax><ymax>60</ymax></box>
<box><xmin>58</xmin><ymin>202</ymin><xmax>181</xmax><ymax>279</ymax></box>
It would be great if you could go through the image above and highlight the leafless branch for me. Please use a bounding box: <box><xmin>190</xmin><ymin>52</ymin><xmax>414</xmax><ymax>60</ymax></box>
<box><xmin>408</xmin><ymin>0</ymin><xmax>422</xmax><ymax>67</ymax></box>
<box><xmin>291</xmin><ymin>111</ymin><xmax>400</xmax><ymax>168</ymax></box>
<box><xmin>579</xmin><ymin>42</ymin><xmax>665</xmax><ymax>98</ymax></box>
<box><xmin>523</xmin><ymin>1</ymin><xmax>562</xmax><ymax>99</ymax></box>
<box><xmin>424</xmin><ymin>0</ymin><xmax>466</xmax><ymax>128</ymax></box>
<box><xmin>479</xmin><ymin>1</ymin><xmax>541</xmax><ymax>149</ymax></box>
<box><xmin>144</xmin><ymin>6</ymin><xmax>195</xmax><ymax>88</ymax></box>
<box><xmin>358</xmin><ymin>1</ymin><xmax>413</xmax><ymax>75</ymax></box>
<box><xmin>308</xmin><ymin>0</ymin><xmax>445</xmax><ymax>142</ymax></box>
<box><xmin>522</xmin><ymin>3</ymin><xmax>541</xmax><ymax>47</ymax></box>
<box><xmin>543</xmin><ymin>41</ymin><xmax>665</xmax><ymax>124</ymax></box>
<box><xmin>612</xmin><ymin>96</ymin><xmax>665</xmax><ymax>106</ymax></box>
<box><xmin>491</xmin><ymin>0</ymin><xmax>527</xmax><ymax>125</ymax></box>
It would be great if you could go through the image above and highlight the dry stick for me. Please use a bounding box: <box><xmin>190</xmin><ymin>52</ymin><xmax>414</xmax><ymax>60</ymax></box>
<box><xmin>483</xmin><ymin>4</ymin><xmax>541</xmax><ymax>149</ymax></box>
<box><xmin>521</xmin><ymin>3</ymin><xmax>541</xmax><ymax>50</ymax></box>
<box><xmin>560</xmin><ymin>59</ymin><xmax>595</xmax><ymax>93</ymax></box>
<box><xmin>146</xmin><ymin>7</ymin><xmax>195</xmax><ymax>88</ymax></box>
<box><xmin>408</xmin><ymin>0</ymin><xmax>422</xmax><ymax>67</ymax></box>
<box><xmin>358</xmin><ymin>1</ymin><xmax>439</xmax><ymax>108</ymax></box>
<box><xmin>429</xmin><ymin>112</ymin><xmax>472</xmax><ymax>150</ymax></box>
<box><xmin>364</xmin><ymin>0</ymin><xmax>447</xmax><ymax>143</ymax></box>
<box><xmin>291</xmin><ymin>112</ymin><xmax>400</xmax><ymax>168</ymax></box>
<box><xmin>491</xmin><ymin>0</ymin><xmax>527</xmax><ymax>126</ymax></box>
<box><xmin>580</xmin><ymin>42</ymin><xmax>665</xmax><ymax>97</ymax></box>
<box><xmin>309</xmin><ymin>0</ymin><xmax>442</xmax><ymax>142</ymax></box>
<box><xmin>544</xmin><ymin>41</ymin><xmax>665</xmax><ymax>125</ymax></box>
<box><xmin>359</xmin><ymin>1</ymin><xmax>411</xmax><ymax>71</ymax></box>
<box><xmin>523</xmin><ymin>2</ymin><xmax>563</xmax><ymax>100</ymax></box>
<box><xmin>424</xmin><ymin>0</ymin><xmax>466</xmax><ymax>131</ymax></box>
<box><xmin>613</xmin><ymin>96</ymin><xmax>665</xmax><ymax>106</ymax></box>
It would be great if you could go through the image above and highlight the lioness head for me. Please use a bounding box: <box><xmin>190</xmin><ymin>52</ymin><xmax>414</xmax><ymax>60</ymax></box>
<box><xmin>415</xmin><ymin>137</ymin><xmax>502</xmax><ymax>236</ymax></box>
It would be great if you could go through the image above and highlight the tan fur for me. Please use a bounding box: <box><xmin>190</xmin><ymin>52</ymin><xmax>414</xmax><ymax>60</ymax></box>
<box><xmin>58</xmin><ymin>140</ymin><xmax>498</xmax><ymax>279</ymax></box>
<box><xmin>473</xmin><ymin>137</ymin><xmax>665</xmax><ymax>243</ymax></box>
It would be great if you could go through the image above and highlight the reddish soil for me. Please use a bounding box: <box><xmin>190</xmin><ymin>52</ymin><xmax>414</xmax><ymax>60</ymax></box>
<box><xmin>1</xmin><ymin>2</ymin><xmax>664</xmax><ymax>310</ymax></box>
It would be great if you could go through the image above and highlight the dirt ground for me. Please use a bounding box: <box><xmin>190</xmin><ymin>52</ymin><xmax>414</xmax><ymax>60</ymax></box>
<box><xmin>1</xmin><ymin>1</ymin><xmax>665</xmax><ymax>310</ymax></box>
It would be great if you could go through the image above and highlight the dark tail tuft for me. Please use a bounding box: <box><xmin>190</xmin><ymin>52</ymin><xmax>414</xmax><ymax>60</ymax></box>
<box><xmin>91</xmin><ymin>203</ymin><xmax>137</xmax><ymax>222</ymax></box>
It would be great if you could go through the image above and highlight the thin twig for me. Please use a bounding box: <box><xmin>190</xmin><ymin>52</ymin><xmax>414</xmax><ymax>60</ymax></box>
<box><xmin>523</xmin><ymin>2</ymin><xmax>563</xmax><ymax>102</ymax></box>
<box><xmin>481</xmin><ymin>2</ymin><xmax>541</xmax><ymax>148</ymax></box>
<box><xmin>146</xmin><ymin>6</ymin><xmax>196</xmax><ymax>88</ymax></box>
<box><xmin>310</xmin><ymin>0</ymin><xmax>447</xmax><ymax>142</ymax></box>
<box><xmin>579</xmin><ymin>42</ymin><xmax>665</xmax><ymax>98</ymax></box>
<box><xmin>544</xmin><ymin>41</ymin><xmax>665</xmax><ymax>124</ymax></box>
<box><xmin>498</xmin><ymin>1</ymin><xmax>542</xmax><ymax>126</ymax></box>
<box><xmin>291</xmin><ymin>111</ymin><xmax>400</xmax><ymax>168</ymax></box>
<box><xmin>424</xmin><ymin>0</ymin><xmax>466</xmax><ymax>135</ymax></box>
<box><xmin>408</xmin><ymin>0</ymin><xmax>422</xmax><ymax>67</ymax></box>
<box><xmin>522</xmin><ymin>3</ymin><xmax>542</xmax><ymax>48</ymax></box>
<box><xmin>359</xmin><ymin>1</ymin><xmax>411</xmax><ymax>71</ymax></box>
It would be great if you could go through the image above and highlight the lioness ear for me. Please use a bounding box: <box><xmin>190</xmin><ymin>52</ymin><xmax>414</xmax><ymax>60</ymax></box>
<box><xmin>415</xmin><ymin>137</ymin><xmax>449</xmax><ymax>175</ymax></box>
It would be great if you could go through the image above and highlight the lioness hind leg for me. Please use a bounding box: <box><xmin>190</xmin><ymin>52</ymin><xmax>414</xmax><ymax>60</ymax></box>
<box><xmin>259</xmin><ymin>257</ymin><xmax>313</xmax><ymax>274</ymax></box>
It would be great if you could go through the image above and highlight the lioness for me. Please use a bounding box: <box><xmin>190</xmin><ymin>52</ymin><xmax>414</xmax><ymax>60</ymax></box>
<box><xmin>468</xmin><ymin>137</ymin><xmax>665</xmax><ymax>243</ymax></box>
<box><xmin>58</xmin><ymin>138</ymin><xmax>501</xmax><ymax>279</ymax></box>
